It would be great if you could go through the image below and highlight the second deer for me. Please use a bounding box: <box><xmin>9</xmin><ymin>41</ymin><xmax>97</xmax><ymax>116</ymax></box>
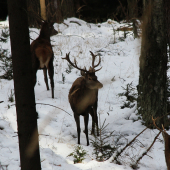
<box><xmin>62</xmin><ymin>51</ymin><xmax>103</xmax><ymax>145</ymax></box>
<box><xmin>152</xmin><ymin>117</ymin><xmax>170</xmax><ymax>170</ymax></box>
<box><xmin>31</xmin><ymin>20</ymin><xmax>57</xmax><ymax>98</ymax></box>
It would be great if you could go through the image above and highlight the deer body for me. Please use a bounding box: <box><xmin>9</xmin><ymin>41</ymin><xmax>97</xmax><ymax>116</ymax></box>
<box><xmin>152</xmin><ymin>117</ymin><xmax>170</xmax><ymax>170</ymax></box>
<box><xmin>30</xmin><ymin>21</ymin><xmax>55</xmax><ymax>98</ymax></box>
<box><xmin>163</xmin><ymin>132</ymin><xmax>170</xmax><ymax>170</ymax></box>
<box><xmin>69</xmin><ymin>77</ymin><xmax>100</xmax><ymax>114</ymax></box>
<box><xmin>63</xmin><ymin>52</ymin><xmax>103</xmax><ymax>146</ymax></box>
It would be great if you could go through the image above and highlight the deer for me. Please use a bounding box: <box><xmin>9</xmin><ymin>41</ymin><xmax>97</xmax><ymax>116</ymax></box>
<box><xmin>152</xmin><ymin>117</ymin><xmax>170</xmax><ymax>170</ymax></box>
<box><xmin>30</xmin><ymin>20</ymin><xmax>57</xmax><ymax>98</ymax></box>
<box><xmin>62</xmin><ymin>51</ymin><xmax>103</xmax><ymax>146</ymax></box>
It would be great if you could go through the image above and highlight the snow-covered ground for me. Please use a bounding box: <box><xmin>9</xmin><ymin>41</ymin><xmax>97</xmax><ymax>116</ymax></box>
<box><xmin>0</xmin><ymin>18</ymin><xmax>167</xmax><ymax>170</ymax></box>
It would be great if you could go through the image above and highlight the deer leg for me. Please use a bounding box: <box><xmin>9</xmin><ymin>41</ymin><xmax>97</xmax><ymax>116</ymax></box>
<box><xmin>74</xmin><ymin>113</ymin><xmax>81</xmax><ymax>144</ymax></box>
<box><xmin>43</xmin><ymin>68</ymin><xmax>49</xmax><ymax>90</ymax></box>
<box><xmin>93</xmin><ymin>102</ymin><xmax>99</xmax><ymax>136</ymax></box>
<box><xmin>32</xmin><ymin>68</ymin><xmax>37</xmax><ymax>87</ymax></box>
<box><xmin>89</xmin><ymin>108</ymin><xmax>95</xmax><ymax>135</ymax></box>
<box><xmin>32</xmin><ymin>56</ymin><xmax>39</xmax><ymax>87</ymax></box>
<box><xmin>47</xmin><ymin>59</ymin><xmax>54</xmax><ymax>98</ymax></box>
<box><xmin>84</xmin><ymin>113</ymin><xmax>89</xmax><ymax>146</ymax></box>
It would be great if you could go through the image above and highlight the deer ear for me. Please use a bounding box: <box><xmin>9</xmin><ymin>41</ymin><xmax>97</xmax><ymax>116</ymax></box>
<box><xmin>81</xmin><ymin>70</ymin><xmax>86</xmax><ymax>76</ymax></box>
<box><xmin>89</xmin><ymin>66</ymin><xmax>95</xmax><ymax>73</ymax></box>
<box><xmin>36</xmin><ymin>19</ymin><xmax>44</xmax><ymax>26</ymax></box>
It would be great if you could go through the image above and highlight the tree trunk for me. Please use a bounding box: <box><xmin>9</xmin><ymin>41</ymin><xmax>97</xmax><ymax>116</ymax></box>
<box><xmin>60</xmin><ymin>0</ymin><xmax>76</xmax><ymax>19</ymax></box>
<box><xmin>165</xmin><ymin>0</ymin><xmax>170</xmax><ymax>113</ymax></box>
<box><xmin>127</xmin><ymin>0</ymin><xmax>138</xmax><ymax>20</ymax></box>
<box><xmin>27</xmin><ymin>0</ymin><xmax>41</xmax><ymax>27</ymax></box>
<box><xmin>127</xmin><ymin>0</ymin><xmax>138</xmax><ymax>38</ymax></box>
<box><xmin>46</xmin><ymin>0</ymin><xmax>63</xmax><ymax>23</ymax></box>
<box><xmin>45</xmin><ymin>0</ymin><xmax>75</xmax><ymax>23</ymax></box>
<box><xmin>7</xmin><ymin>0</ymin><xmax>41</xmax><ymax>170</ymax></box>
<box><xmin>40</xmin><ymin>0</ymin><xmax>47</xmax><ymax>20</ymax></box>
<box><xmin>137</xmin><ymin>0</ymin><xmax>168</xmax><ymax>128</ymax></box>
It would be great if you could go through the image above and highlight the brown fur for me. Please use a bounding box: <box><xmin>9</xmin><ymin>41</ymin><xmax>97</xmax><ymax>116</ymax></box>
<box><xmin>162</xmin><ymin>132</ymin><xmax>170</xmax><ymax>170</ymax></box>
<box><xmin>69</xmin><ymin>77</ymin><xmax>99</xmax><ymax>115</ymax></box>
<box><xmin>152</xmin><ymin>117</ymin><xmax>170</xmax><ymax>170</ymax></box>
<box><xmin>30</xmin><ymin>21</ymin><xmax>54</xmax><ymax>98</ymax></box>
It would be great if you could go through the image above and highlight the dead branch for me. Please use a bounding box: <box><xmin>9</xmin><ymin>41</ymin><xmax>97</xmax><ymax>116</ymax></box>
<box><xmin>135</xmin><ymin>131</ymin><xmax>161</xmax><ymax>164</ymax></box>
<box><xmin>63</xmin><ymin>22</ymin><xmax>69</xmax><ymax>27</ymax></box>
<box><xmin>11</xmin><ymin>103</ymin><xmax>72</xmax><ymax>116</ymax></box>
<box><xmin>36</xmin><ymin>103</ymin><xmax>72</xmax><ymax>116</ymax></box>
<box><xmin>76</xmin><ymin>5</ymin><xmax>86</xmax><ymax>13</ymax></box>
<box><xmin>70</xmin><ymin>21</ymin><xmax>81</xmax><ymax>26</ymax></box>
<box><xmin>57</xmin><ymin>34</ymin><xmax>85</xmax><ymax>40</ymax></box>
<box><xmin>113</xmin><ymin>127</ymin><xmax>148</xmax><ymax>162</ymax></box>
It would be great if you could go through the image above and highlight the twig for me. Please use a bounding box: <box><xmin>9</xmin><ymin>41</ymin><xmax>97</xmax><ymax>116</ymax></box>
<box><xmin>70</xmin><ymin>21</ymin><xmax>81</xmax><ymax>26</ymax></box>
<box><xmin>10</xmin><ymin>103</ymin><xmax>72</xmax><ymax>116</ymax></box>
<box><xmin>29</xmin><ymin>30</ymin><xmax>39</xmax><ymax>35</ymax></box>
<box><xmin>113</xmin><ymin>127</ymin><xmax>148</xmax><ymax>162</ymax></box>
<box><xmin>39</xmin><ymin>134</ymin><xmax>50</xmax><ymax>136</ymax></box>
<box><xmin>57</xmin><ymin>34</ymin><xmax>85</xmax><ymax>40</ymax></box>
<box><xmin>135</xmin><ymin>131</ymin><xmax>161</xmax><ymax>164</ymax></box>
<box><xmin>36</xmin><ymin>103</ymin><xmax>72</xmax><ymax>116</ymax></box>
<box><xmin>76</xmin><ymin>5</ymin><xmax>86</xmax><ymax>13</ymax></box>
<box><xmin>63</xmin><ymin>22</ymin><xmax>69</xmax><ymax>27</ymax></box>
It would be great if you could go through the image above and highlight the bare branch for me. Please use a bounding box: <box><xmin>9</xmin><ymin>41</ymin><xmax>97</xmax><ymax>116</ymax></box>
<box><xmin>135</xmin><ymin>131</ymin><xmax>161</xmax><ymax>164</ymax></box>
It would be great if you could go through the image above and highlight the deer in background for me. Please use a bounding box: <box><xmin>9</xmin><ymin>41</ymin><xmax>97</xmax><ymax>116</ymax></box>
<box><xmin>152</xmin><ymin>117</ymin><xmax>170</xmax><ymax>170</ymax></box>
<box><xmin>62</xmin><ymin>51</ymin><xmax>103</xmax><ymax>146</ymax></box>
<box><xmin>31</xmin><ymin>21</ymin><xmax>57</xmax><ymax>98</ymax></box>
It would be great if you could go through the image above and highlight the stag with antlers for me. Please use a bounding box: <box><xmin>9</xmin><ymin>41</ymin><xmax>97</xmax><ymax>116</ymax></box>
<box><xmin>62</xmin><ymin>51</ymin><xmax>103</xmax><ymax>146</ymax></box>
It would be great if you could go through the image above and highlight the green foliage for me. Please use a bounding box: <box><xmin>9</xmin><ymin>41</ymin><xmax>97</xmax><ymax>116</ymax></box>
<box><xmin>68</xmin><ymin>145</ymin><xmax>87</xmax><ymax>164</ymax></box>
<box><xmin>0</xmin><ymin>28</ymin><xmax>13</xmax><ymax>80</ymax></box>
<box><xmin>118</xmin><ymin>82</ymin><xmax>137</xmax><ymax>109</ymax></box>
<box><xmin>8</xmin><ymin>89</ymin><xmax>14</xmax><ymax>102</ymax></box>
<box><xmin>0</xmin><ymin>27</ymin><xmax>9</xmax><ymax>43</ymax></box>
<box><xmin>91</xmin><ymin>119</ymin><xmax>116</xmax><ymax>161</ymax></box>
<box><xmin>65</xmin><ymin>63</ymin><xmax>74</xmax><ymax>74</ymax></box>
<box><xmin>167</xmin><ymin>76</ymin><xmax>170</xmax><ymax>113</ymax></box>
<box><xmin>62</xmin><ymin>73</ymin><xmax>65</xmax><ymax>84</ymax></box>
<box><xmin>0</xmin><ymin>48</ymin><xmax>13</xmax><ymax>80</ymax></box>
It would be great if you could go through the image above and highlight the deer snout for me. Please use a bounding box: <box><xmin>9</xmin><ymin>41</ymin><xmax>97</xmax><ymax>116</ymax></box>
<box><xmin>86</xmin><ymin>80</ymin><xmax>103</xmax><ymax>89</ymax></box>
<box><xmin>98</xmin><ymin>82</ymin><xmax>103</xmax><ymax>89</ymax></box>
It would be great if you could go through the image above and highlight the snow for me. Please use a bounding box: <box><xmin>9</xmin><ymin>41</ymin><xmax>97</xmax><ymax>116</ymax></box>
<box><xmin>0</xmin><ymin>17</ymin><xmax>167</xmax><ymax>170</ymax></box>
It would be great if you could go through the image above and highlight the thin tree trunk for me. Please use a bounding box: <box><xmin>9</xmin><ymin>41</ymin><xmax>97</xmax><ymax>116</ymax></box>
<box><xmin>165</xmin><ymin>0</ymin><xmax>170</xmax><ymax>113</ymax></box>
<box><xmin>127</xmin><ymin>0</ymin><xmax>138</xmax><ymax>20</ymax></box>
<box><xmin>40</xmin><ymin>0</ymin><xmax>47</xmax><ymax>20</ymax></box>
<box><xmin>7</xmin><ymin>0</ymin><xmax>41</xmax><ymax>169</ymax></box>
<box><xmin>137</xmin><ymin>0</ymin><xmax>168</xmax><ymax>128</ymax></box>
<box><xmin>27</xmin><ymin>0</ymin><xmax>41</xmax><ymax>27</ymax></box>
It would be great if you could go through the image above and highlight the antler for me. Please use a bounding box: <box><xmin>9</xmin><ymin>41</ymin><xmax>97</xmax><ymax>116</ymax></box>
<box><xmin>152</xmin><ymin>116</ymin><xmax>168</xmax><ymax>134</ymax></box>
<box><xmin>90</xmin><ymin>51</ymin><xmax>102</xmax><ymax>72</ymax></box>
<box><xmin>62</xmin><ymin>53</ymin><xmax>88</xmax><ymax>73</ymax></box>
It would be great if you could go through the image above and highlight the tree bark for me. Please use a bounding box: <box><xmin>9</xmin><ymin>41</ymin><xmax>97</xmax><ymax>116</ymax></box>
<box><xmin>137</xmin><ymin>0</ymin><xmax>168</xmax><ymax>128</ymax></box>
<box><xmin>127</xmin><ymin>0</ymin><xmax>138</xmax><ymax>19</ymax></box>
<box><xmin>45</xmin><ymin>0</ymin><xmax>75</xmax><ymax>23</ymax></box>
<box><xmin>7</xmin><ymin>0</ymin><xmax>41</xmax><ymax>169</ymax></box>
<box><xmin>165</xmin><ymin>0</ymin><xmax>170</xmax><ymax>113</ymax></box>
